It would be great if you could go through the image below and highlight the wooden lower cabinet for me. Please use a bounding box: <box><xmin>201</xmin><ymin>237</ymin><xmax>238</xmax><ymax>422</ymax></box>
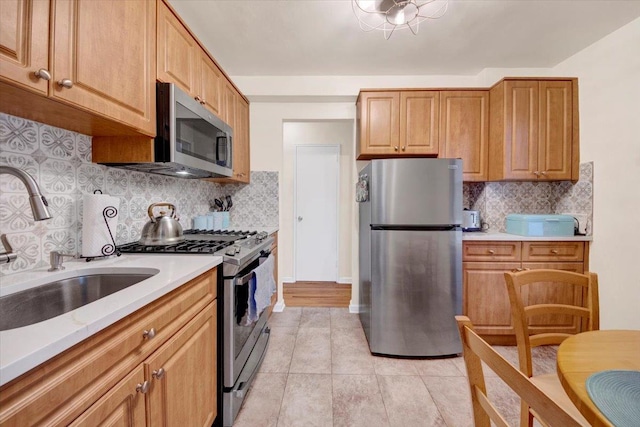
<box><xmin>0</xmin><ymin>268</ymin><xmax>218</xmax><ymax>426</ymax></box>
<box><xmin>69</xmin><ymin>366</ymin><xmax>147</xmax><ymax>427</ymax></box>
<box><xmin>463</xmin><ymin>241</ymin><xmax>588</xmax><ymax>344</ymax></box>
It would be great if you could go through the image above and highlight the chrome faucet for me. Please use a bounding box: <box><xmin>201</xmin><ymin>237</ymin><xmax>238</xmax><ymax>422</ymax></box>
<box><xmin>0</xmin><ymin>166</ymin><xmax>51</xmax><ymax>221</ymax></box>
<box><xmin>0</xmin><ymin>166</ymin><xmax>52</xmax><ymax>264</ymax></box>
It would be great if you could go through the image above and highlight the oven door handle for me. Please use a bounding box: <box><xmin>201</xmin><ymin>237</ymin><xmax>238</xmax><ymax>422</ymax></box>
<box><xmin>234</xmin><ymin>253</ymin><xmax>272</xmax><ymax>286</ymax></box>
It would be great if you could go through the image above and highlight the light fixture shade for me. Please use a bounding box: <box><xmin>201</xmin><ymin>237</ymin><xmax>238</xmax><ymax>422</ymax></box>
<box><xmin>352</xmin><ymin>0</ymin><xmax>448</xmax><ymax>39</ymax></box>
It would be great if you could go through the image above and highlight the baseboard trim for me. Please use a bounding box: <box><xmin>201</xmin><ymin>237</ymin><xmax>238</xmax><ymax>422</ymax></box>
<box><xmin>282</xmin><ymin>277</ymin><xmax>295</xmax><ymax>283</ymax></box>
<box><xmin>349</xmin><ymin>302</ymin><xmax>361</xmax><ymax>313</ymax></box>
<box><xmin>337</xmin><ymin>277</ymin><xmax>352</xmax><ymax>284</ymax></box>
<box><xmin>273</xmin><ymin>300</ymin><xmax>286</xmax><ymax>312</ymax></box>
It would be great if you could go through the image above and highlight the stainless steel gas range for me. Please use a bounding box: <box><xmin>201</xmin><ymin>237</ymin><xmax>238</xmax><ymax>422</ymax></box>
<box><xmin>119</xmin><ymin>229</ymin><xmax>275</xmax><ymax>427</ymax></box>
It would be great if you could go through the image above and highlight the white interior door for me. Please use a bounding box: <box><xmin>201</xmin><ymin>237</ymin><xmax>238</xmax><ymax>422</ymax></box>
<box><xmin>294</xmin><ymin>145</ymin><xmax>339</xmax><ymax>281</ymax></box>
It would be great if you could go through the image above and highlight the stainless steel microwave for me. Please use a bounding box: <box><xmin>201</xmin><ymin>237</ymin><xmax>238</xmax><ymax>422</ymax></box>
<box><xmin>99</xmin><ymin>82</ymin><xmax>233</xmax><ymax>179</ymax></box>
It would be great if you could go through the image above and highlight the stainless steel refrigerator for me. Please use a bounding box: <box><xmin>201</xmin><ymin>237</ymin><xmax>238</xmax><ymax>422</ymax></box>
<box><xmin>358</xmin><ymin>158</ymin><xmax>463</xmax><ymax>357</ymax></box>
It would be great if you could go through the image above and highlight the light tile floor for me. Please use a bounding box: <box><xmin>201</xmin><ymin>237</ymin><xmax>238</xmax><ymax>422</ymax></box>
<box><xmin>233</xmin><ymin>307</ymin><xmax>557</xmax><ymax>427</ymax></box>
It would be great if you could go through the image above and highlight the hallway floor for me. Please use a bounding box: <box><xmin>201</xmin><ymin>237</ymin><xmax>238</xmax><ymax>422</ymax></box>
<box><xmin>233</xmin><ymin>307</ymin><xmax>556</xmax><ymax>427</ymax></box>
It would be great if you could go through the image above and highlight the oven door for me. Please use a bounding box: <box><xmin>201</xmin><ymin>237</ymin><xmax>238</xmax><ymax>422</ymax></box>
<box><xmin>223</xmin><ymin>254</ymin><xmax>271</xmax><ymax>388</ymax></box>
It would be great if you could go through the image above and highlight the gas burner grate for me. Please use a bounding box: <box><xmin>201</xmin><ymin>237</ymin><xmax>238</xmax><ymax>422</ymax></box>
<box><xmin>117</xmin><ymin>239</ymin><xmax>236</xmax><ymax>255</ymax></box>
<box><xmin>182</xmin><ymin>229</ymin><xmax>257</xmax><ymax>236</ymax></box>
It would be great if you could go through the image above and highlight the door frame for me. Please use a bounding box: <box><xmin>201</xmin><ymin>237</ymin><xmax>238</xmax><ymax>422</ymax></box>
<box><xmin>293</xmin><ymin>144</ymin><xmax>340</xmax><ymax>282</ymax></box>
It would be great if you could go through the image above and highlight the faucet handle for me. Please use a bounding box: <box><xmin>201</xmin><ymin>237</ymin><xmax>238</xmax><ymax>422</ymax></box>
<box><xmin>48</xmin><ymin>250</ymin><xmax>76</xmax><ymax>272</ymax></box>
<box><xmin>0</xmin><ymin>234</ymin><xmax>18</xmax><ymax>264</ymax></box>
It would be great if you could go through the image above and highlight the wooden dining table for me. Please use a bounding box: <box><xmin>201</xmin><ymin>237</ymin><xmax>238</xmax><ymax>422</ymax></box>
<box><xmin>556</xmin><ymin>330</ymin><xmax>640</xmax><ymax>427</ymax></box>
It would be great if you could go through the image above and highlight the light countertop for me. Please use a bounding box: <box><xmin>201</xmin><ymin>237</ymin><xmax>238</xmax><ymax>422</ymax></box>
<box><xmin>0</xmin><ymin>254</ymin><xmax>222</xmax><ymax>386</ymax></box>
<box><xmin>463</xmin><ymin>231</ymin><xmax>592</xmax><ymax>242</ymax></box>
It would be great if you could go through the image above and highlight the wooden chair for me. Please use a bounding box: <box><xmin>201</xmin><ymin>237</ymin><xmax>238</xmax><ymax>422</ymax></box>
<box><xmin>504</xmin><ymin>269</ymin><xmax>599</xmax><ymax>427</ymax></box>
<box><xmin>456</xmin><ymin>316</ymin><xmax>583</xmax><ymax>427</ymax></box>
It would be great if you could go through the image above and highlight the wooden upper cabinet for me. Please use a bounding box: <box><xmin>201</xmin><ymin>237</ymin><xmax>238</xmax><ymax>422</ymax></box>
<box><xmin>222</xmin><ymin>81</ymin><xmax>237</xmax><ymax>128</ymax></box>
<box><xmin>399</xmin><ymin>91</ymin><xmax>439</xmax><ymax>155</ymax></box>
<box><xmin>157</xmin><ymin>0</ymin><xmax>198</xmax><ymax>95</ymax></box>
<box><xmin>439</xmin><ymin>90</ymin><xmax>489</xmax><ymax>181</ymax></box>
<box><xmin>0</xmin><ymin>0</ymin><xmax>50</xmax><ymax>95</ymax></box>
<box><xmin>233</xmin><ymin>97</ymin><xmax>250</xmax><ymax>182</ymax></box>
<box><xmin>489</xmin><ymin>78</ymin><xmax>577</xmax><ymax>181</ymax></box>
<box><xmin>357</xmin><ymin>91</ymin><xmax>400</xmax><ymax>159</ymax></box>
<box><xmin>197</xmin><ymin>51</ymin><xmax>222</xmax><ymax>116</ymax></box>
<box><xmin>50</xmin><ymin>0</ymin><xmax>156</xmax><ymax>135</ymax></box>
<box><xmin>538</xmin><ymin>80</ymin><xmax>573</xmax><ymax>180</ymax></box>
<box><xmin>157</xmin><ymin>1</ymin><xmax>225</xmax><ymax>119</ymax></box>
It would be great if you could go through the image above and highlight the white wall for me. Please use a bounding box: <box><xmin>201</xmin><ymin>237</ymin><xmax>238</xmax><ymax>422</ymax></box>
<box><xmin>550</xmin><ymin>18</ymin><xmax>640</xmax><ymax>329</ymax></box>
<box><xmin>239</xmin><ymin>17</ymin><xmax>640</xmax><ymax>326</ymax></box>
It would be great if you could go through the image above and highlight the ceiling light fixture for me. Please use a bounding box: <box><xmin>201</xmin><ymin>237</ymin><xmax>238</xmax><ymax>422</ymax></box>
<box><xmin>352</xmin><ymin>0</ymin><xmax>448</xmax><ymax>40</ymax></box>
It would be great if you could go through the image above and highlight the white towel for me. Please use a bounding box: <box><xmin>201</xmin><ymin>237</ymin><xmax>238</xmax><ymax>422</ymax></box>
<box><xmin>246</xmin><ymin>254</ymin><xmax>276</xmax><ymax>323</ymax></box>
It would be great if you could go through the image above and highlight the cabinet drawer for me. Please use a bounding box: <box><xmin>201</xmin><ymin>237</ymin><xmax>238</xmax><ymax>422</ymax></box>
<box><xmin>0</xmin><ymin>268</ymin><xmax>217</xmax><ymax>427</ymax></box>
<box><xmin>463</xmin><ymin>241</ymin><xmax>521</xmax><ymax>261</ymax></box>
<box><xmin>522</xmin><ymin>242</ymin><xmax>584</xmax><ymax>262</ymax></box>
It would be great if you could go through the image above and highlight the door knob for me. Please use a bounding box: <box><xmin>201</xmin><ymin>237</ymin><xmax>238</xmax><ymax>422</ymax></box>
<box><xmin>34</xmin><ymin>69</ymin><xmax>51</xmax><ymax>81</ymax></box>
<box><xmin>142</xmin><ymin>328</ymin><xmax>156</xmax><ymax>340</ymax></box>
<box><xmin>57</xmin><ymin>79</ymin><xmax>73</xmax><ymax>89</ymax></box>
<box><xmin>297</xmin><ymin>216</ymin><xmax>303</xmax><ymax>222</ymax></box>
<box><xmin>136</xmin><ymin>381</ymin><xmax>150</xmax><ymax>394</ymax></box>
<box><xmin>152</xmin><ymin>368</ymin><xmax>166</xmax><ymax>379</ymax></box>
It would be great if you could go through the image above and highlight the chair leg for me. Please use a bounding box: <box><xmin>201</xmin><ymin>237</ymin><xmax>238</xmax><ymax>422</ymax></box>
<box><xmin>521</xmin><ymin>400</ymin><xmax>534</xmax><ymax>427</ymax></box>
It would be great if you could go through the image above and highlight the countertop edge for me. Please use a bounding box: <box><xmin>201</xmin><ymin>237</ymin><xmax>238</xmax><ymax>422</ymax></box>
<box><xmin>463</xmin><ymin>232</ymin><xmax>592</xmax><ymax>242</ymax></box>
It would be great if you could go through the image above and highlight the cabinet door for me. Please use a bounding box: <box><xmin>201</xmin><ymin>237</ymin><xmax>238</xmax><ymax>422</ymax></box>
<box><xmin>463</xmin><ymin>262</ymin><xmax>521</xmax><ymax>336</ymax></box>
<box><xmin>69</xmin><ymin>366</ymin><xmax>147</xmax><ymax>427</ymax></box>
<box><xmin>233</xmin><ymin>97</ymin><xmax>250</xmax><ymax>182</ymax></box>
<box><xmin>399</xmin><ymin>91</ymin><xmax>439</xmax><ymax>155</ymax></box>
<box><xmin>222</xmin><ymin>80</ymin><xmax>236</xmax><ymax>128</ymax></box>
<box><xmin>146</xmin><ymin>302</ymin><xmax>217</xmax><ymax>427</ymax></box>
<box><xmin>0</xmin><ymin>0</ymin><xmax>49</xmax><ymax>94</ymax></box>
<box><xmin>439</xmin><ymin>91</ymin><xmax>489</xmax><ymax>181</ymax></box>
<box><xmin>502</xmin><ymin>80</ymin><xmax>539</xmax><ymax>180</ymax></box>
<box><xmin>357</xmin><ymin>91</ymin><xmax>400</xmax><ymax>158</ymax></box>
<box><xmin>538</xmin><ymin>80</ymin><xmax>573</xmax><ymax>180</ymax></box>
<box><xmin>51</xmin><ymin>0</ymin><xmax>156</xmax><ymax>135</ymax></box>
<box><xmin>157</xmin><ymin>0</ymin><xmax>198</xmax><ymax>96</ymax></box>
<box><xmin>198</xmin><ymin>51</ymin><xmax>222</xmax><ymax>116</ymax></box>
<box><xmin>521</xmin><ymin>262</ymin><xmax>584</xmax><ymax>335</ymax></box>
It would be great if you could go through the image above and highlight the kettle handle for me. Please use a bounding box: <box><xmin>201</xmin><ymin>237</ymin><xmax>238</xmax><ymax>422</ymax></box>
<box><xmin>148</xmin><ymin>202</ymin><xmax>177</xmax><ymax>222</ymax></box>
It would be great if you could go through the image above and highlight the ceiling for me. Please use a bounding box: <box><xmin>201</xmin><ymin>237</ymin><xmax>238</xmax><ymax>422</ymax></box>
<box><xmin>168</xmin><ymin>0</ymin><xmax>640</xmax><ymax>76</ymax></box>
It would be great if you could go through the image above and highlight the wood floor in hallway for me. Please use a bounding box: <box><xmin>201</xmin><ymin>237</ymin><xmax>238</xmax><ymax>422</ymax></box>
<box><xmin>283</xmin><ymin>282</ymin><xmax>351</xmax><ymax>307</ymax></box>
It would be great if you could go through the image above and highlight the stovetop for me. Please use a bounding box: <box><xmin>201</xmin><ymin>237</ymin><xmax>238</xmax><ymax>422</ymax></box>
<box><xmin>117</xmin><ymin>230</ymin><xmax>273</xmax><ymax>270</ymax></box>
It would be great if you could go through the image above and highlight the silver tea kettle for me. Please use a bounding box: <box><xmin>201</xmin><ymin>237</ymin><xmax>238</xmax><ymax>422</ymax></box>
<box><xmin>139</xmin><ymin>202</ymin><xmax>184</xmax><ymax>245</ymax></box>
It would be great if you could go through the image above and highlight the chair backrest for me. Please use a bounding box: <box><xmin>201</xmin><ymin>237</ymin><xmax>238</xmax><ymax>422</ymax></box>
<box><xmin>504</xmin><ymin>269</ymin><xmax>599</xmax><ymax>377</ymax></box>
<box><xmin>455</xmin><ymin>316</ymin><xmax>583</xmax><ymax>427</ymax></box>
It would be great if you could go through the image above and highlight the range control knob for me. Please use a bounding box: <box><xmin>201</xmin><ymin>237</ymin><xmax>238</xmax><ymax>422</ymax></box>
<box><xmin>255</xmin><ymin>231</ymin><xmax>268</xmax><ymax>242</ymax></box>
<box><xmin>225</xmin><ymin>245</ymin><xmax>241</xmax><ymax>256</ymax></box>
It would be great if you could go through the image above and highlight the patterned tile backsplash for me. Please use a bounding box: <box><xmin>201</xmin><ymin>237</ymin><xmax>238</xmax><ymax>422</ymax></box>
<box><xmin>463</xmin><ymin>162</ymin><xmax>594</xmax><ymax>234</ymax></box>
<box><xmin>0</xmin><ymin>113</ymin><xmax>278</xmax><ymax>276</ymax></box>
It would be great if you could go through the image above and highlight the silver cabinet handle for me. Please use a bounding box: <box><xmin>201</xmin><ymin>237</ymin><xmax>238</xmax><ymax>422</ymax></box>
<box><xmin>402</xmin><ymin>146</ymin><xmax>406</xmax><ymax>151</ymax></box>
<box><xmin>34</xmin><ymin>69</ymin><xmax>51</xmax><ymax>81</ymax></box>
<box><xmin>540</xmin><ymin>171</ymin><xmax>547</xmax><ymax>176</ymax></box>
<box><xmin>152</xmin><ymin>368</ymin><xmax>165</xmax><ymax>379</ymax></box>
<box><xmin>297</xmin><ymin>216</ymin><xmax>303</xmax><ymax>222</ymax></box>
<box><xmin>394</xmin><ymin>146</ymin><xmax>399</xmax><ymax>151</ymax></box>
<box><xmin>200</xmin><ymin>99</ymin><xmax>206</xmax><ymax>105</ymax></box>
<box><xmin>195</xmin><ymin>95</ymin><xmax>202</xmax><ymax>102</ymax></box>
<box><xmin>142</xmin><ymin>328</ymin><xmax>156</xmax><ymax>339</ymax></box>
<box><xmin>57</xmin><ymin>79</ymin><xmax>73</xmax><ymax>89</ymax></box>
<box><xmin>533</xmin><ymin>171</ymin><xmax>540</xmax><ymax>176</ymax></box>
<box><xmin>550</xmin><ymin>249</ymin><xmax>559</xmax><ymax>254</ymax></box>
<box><xmin>487</xmin><ymin>249</ymin><xmax>495</xmax><ymax>255</ymax></box>
<box><xmin>136</xmin><ymin>381</ymin><xmax>150</xmax><ymax>394</ymax></box>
